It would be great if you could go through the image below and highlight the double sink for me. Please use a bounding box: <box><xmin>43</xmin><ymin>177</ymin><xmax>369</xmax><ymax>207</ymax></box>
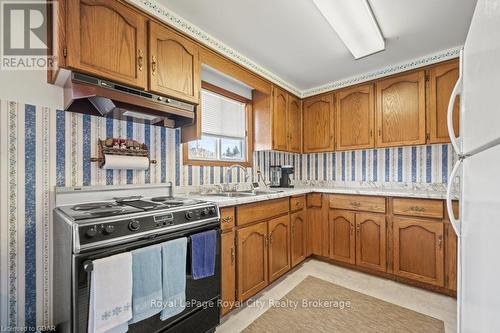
<box><xmin>206</xmin><ymin>189</ymin><xmax>284</xmax><ymax>198</ymax></box>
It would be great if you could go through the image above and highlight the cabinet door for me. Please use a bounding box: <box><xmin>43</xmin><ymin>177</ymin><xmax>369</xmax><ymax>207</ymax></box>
<box><xmin>291</xmin><ymin>210</ymin><xmax>306</xmax><ymax>267</ymax></box>
<box><xmin>329</xmin><ymin>210</ymin><xmax>356</xmax><ymax>264</ymax></box>
<box><xmin>355</xmin><ymin>213</ymin><xmax>386</xmax><ymax>272</ymax></box>
<box><xmin>376</xmin><ymin>71</ymin><xmax>426</xmax><ymax>147</ymax></box>
<box><xmin>288</xmin><ymin>96</ymin><xmax>302</xmax><ymax>153</ymax></box>
<box><xmin>428</xmin><ymin>60</ymin><xmax>460</xmax><ymax>143</ymax></box>
<box><xmin>67</xmin><ymin>0</ymin><xmax>148</xmax><ymax>88</ymax></box>
<box><xmin>148</xmin><ymin>21</ymin><xmax>200</xmax><ymax>103</ymax></box>
<box><xmin>221</xmin><ymin>231</ymin><xmax>236</xmax><ymax>316</ymax></box>
<box><xmin>393</xmin><ymin>217</ymin><xmax>444</xmax><ymax>286</ymax></box>
<box><xmin>336</xmin><ymin>84</ymin><xmax>375</xmax><ymax>150</ymax></box>
<box><xmin>272</xmin><ymin>87</ymin><xmax>289</xmax><ymax>151</ymax></box>
<box><xmin>268</xmin><ymin>215</ymin><xmax>291</xmax><ymax>282</ymax></box>
<box><xmin>303</xmin><ymin>94</ymin><xmax>335</xmax><ymax>152</ymax></box>
<box><xmin>237</xmin><ymin>222</ymin><xmax>268</xmax><ymax>301</ymax></box>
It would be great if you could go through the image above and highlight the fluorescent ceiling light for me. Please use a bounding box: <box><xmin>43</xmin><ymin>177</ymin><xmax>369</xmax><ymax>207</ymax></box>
<box><xmin>312</xmin><ymin>0</ymin><xmax>385</xmax><ymax>59</ymax></box>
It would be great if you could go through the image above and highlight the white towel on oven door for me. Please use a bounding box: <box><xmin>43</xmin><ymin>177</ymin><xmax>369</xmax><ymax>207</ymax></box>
<box><xmin>88</xmin><ymin>252</ymin><xmax>133</xmax><ymax>333</ymax></box>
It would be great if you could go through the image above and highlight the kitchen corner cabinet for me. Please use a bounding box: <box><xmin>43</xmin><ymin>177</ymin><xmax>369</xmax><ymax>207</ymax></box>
<box><xmin>237</xmin><ymin>222</ymin><xmax>268</xmax><ymax>301</ymax></box>
<box><xmin>253</xmin><ymin>87</ymin><xmax>302</xmax><ymax>153</ymax></box>
<box><xmin>376</xmin><ymin>71</ymin><xmax>426</xmax><ymax>147</ymax></box>
<box><xmin>303</xmin><ymin>94</ymin><xmax>335</xmax><ymax>152</ymax></box>
<box><xmin>329</xmin><ymin>210</ymin><xmax>356</xmax><ymax>264</ymax></box>
<box><xmin>66</xmin><ymin>0</ymin><xmax>148</xmax><ymax>88</ymax></box>
<box><xmin>335</xmin><ymin>84</ymin><xmax>375</xmax><ymax>150</ymax></box>
<box><xmin>272</xmin><ymin>87</ymin><xmax>289</xmax><ymax>151</ymax></box>
<box><xmin>428</xmin><ymin>60</ymin><xmax>460</xmax><ymax>144</ymax></box>
<box><xmin>288</xmin><ymin>95</ymin><xmax>302</xmax><ymax>152</ymax></box>
<box><xmin>221</xmin><ymin>231</ymin><xmax>236</xmax><ymax>316</ymax></box>
<box><xmin>148</xmin><ymin>21</ymin><xmax>200</xmax><ymax>104</ymax></box>
<box><xmin>392</xmin><ymin>217</ymin><xmax>444</xmax><ymax>287</ymax></box>
<box><xmin>290</xmin><ymin>209</ymin><xmax>306</xmax><ymax>267</ymax></box>
<box><xmin>268</xmin><ymin>215</ymin><xmax>291</xmax><ymax>282</ymax></box>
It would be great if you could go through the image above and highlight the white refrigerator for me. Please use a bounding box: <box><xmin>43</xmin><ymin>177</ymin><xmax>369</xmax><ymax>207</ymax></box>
<box><xmin>446</xmin><ymin>0</ymin><xmax>500</xmax><ymax>332</ymax></box>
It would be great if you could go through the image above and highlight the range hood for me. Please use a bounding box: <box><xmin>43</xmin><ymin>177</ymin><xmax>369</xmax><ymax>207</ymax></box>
<box><xmin>63</xmin><ymin>72</ymin><xmax>195</xmax><ymax>128</ymax></box>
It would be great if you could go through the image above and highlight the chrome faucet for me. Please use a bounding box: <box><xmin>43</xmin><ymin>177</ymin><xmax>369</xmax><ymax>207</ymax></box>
<box><xmin>224</xmin><ymin>165</ymin><xmax>250</xmax><ymax>191</ymax></box>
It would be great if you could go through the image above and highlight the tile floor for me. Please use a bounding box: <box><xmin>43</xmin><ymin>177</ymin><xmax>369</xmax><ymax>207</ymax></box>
<box><xmin>218</xmin><ymin>259</ymin><xmax>457</xmax><ymax>332</ymax></box>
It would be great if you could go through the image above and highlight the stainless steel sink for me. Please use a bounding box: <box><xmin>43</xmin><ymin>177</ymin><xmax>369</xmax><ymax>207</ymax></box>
<box><xmin>205</xmin><ymin>189</ymin><xmax>284</xmax><ymax>197</ymax></box>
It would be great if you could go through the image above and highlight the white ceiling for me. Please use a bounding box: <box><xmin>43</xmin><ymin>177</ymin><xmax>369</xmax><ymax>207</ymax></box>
<box><xmin>157</xmin><ymin>0</ymin><xmax>476</xmax><ymax>92</ymax></box>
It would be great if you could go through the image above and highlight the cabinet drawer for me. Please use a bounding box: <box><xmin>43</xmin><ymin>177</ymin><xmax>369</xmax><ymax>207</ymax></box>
<box><xmin>220</xmin><ymin>207</ymin><xmax>235</xmax><ymax>231</ymax></box>
<box><xmin>329</xmin><ymin>194</ymin><xmax>385</xmax><ymax>213</ymax></box>
<box><xmin>306</xmin><ymin>193</ymin><xmax>322</xmax><ymax>208</ymax></box>
<box><xmin>290</xmin><ymin>196</ymin><xmax>305</xmax><ymax>212</ymax></box>
<box><xmin>393</xmin><ymin>198</ymin><xmax>443</xmax><ymax>219</ymax></box>
<box><xmin>237</xmin><ymin>198</ymin><xmax>289</xmax><ymax>226</ymax></box>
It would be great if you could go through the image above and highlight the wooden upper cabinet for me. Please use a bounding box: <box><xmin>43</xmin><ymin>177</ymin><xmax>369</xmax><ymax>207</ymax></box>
<box><xmin>393</xmin><ymin>217</ymin><xmax>444</xmax><ymax>287</ymax></box>
<box><xmin>428</xmin><ymin>60</ymin><xmax>460</xmax><ymax>143</ymax></box>
<box><xmin>336</xmin><ymin>84</ymin><xmax>375</xmax><ymax>150</ymax></box>
<box><xmin>303</xmin><ymin>94</ymin><xmax>335</xmax><ymax>153</ymax></box>
<box><xmin>291</xmin><ymin>210</ymin><xmax>306</xmax><ymax>267</ymax></box>
<box><xmin>221</xmin><ymin>231</ymin><xmax>236</xmax><ymax>316</ymax></box>
<box><xmin>268</xmin><ymin>215</ymin><xmax>291</xmax><ymax>282</ymax></box>
<box><xmin>329</xmin><ymin>210</ymin><xmax>356</xmax><ymax>264</ymax></box>
<box><xmin>376</xmin><ymin>71</ymin><xmax>426</xmax><ymax>147</ymax></box>
<box><xmin>355</xmin><ymin>213</ymin><xmax>386</xmax><ymax>272</ymax></box>
<box><xmin>272</xmin><ymin>87</ymin><xmax>289</xmax><ymax>151</ymax></box>
<box><xmin>288</xmin><ymin>96</ymin><xmax>302</xmax><ymax>153</ymax></box>
<box><xmin>148</xmin><ymin>21</ymin><xmax>200</xmax><ymax>103</ymax></box>
<box><xmin>237</xmin><ymin>222</ymin><xmax>268</xmax><ymax>301</ymax></box>
<box><xmin>67</xmin><ymin>0</ymin><xmax>148</xmax><ymax>88</ymax></box>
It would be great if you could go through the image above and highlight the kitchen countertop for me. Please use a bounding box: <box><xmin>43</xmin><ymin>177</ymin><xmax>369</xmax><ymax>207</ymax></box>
<box><xmin>185</xmin><ymin>186</ymin><xmax>456</xmax><ymax>208</ymax></box>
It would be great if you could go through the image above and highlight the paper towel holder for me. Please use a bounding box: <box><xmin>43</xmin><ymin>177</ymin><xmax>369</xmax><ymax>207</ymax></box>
<box><xmin>90</xmin><ymin>138</ymin><xmax>157</xmax><ymax>168</ymax></box>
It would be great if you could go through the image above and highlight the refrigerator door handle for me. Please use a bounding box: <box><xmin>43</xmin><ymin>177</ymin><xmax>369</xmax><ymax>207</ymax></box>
<box><xmin>447</xmin><ymin>160</ymin><xmax>462</xmax><ymax>236</ymax></box>
<box><xmin>447</xmin><ymin>55</ymin><xmax>463</xmax><ymax>156</ymax></box>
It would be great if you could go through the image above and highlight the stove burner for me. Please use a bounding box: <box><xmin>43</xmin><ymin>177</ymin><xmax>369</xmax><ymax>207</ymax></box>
<box><xmin>72</xmin><ymin>202</ymin><xmax>117</xmax><ymax>211</ymax></box>
<box><xmin>89</xmin><ymin>207</ymin><xmax>125</xmax><ymax>216</ymax></box>
<box><xmin>151</xmin><ymin>196</ymin><xmax>175</xmax><ymax>202</ymax></box>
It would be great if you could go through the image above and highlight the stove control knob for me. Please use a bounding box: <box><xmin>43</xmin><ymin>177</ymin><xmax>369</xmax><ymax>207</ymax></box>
<box><xmin>129</xmin><ymin>220</ymin><xmax>141</xmax><ymax>231</ymax></box>
<box><xmin>208</xmin><ymin>207</ymin><xmax>216</xmax><ymax>215</ymax></box>
<box><xmin>104</xmin><ymin>224</ymin><xmax>115</xmax><ymax>235</ymax></box>
<box><xmin>185</xmin><ymin>211</ymin><xmax>194</xmax><ymax>220</ymax></box>
<box><xmin>201</xmin><ymin>208</ymin><xmax>209</xmax><ymax>216</ymax></box>
<box><xmin>86</xmin><ymin>227</ymin><xmax>98</xmax><ymax>238</ymax></box>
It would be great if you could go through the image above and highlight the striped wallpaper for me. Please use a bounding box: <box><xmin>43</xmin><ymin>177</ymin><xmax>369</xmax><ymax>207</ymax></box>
<box><xmin>0</xmin><ymin>100</ymin><xmax>456</xmax><ymax>330</ymax></box>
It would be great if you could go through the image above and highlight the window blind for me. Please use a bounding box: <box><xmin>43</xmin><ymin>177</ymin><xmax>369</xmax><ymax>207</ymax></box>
<box><xmin>201</xmin><ymin>90</ymin><xmax>246</xmax><ymax>138</ymax></box>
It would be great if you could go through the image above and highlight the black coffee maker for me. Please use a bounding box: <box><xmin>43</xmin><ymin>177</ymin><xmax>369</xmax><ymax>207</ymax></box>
<box><xmin>270</xmin><ymin>165</ymin><xmax>295</xmax><ymax>188</ymax></box>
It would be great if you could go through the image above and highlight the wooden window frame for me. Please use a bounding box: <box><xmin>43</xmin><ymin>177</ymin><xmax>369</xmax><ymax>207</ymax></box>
<box><xmin>183</xmin><ymin>81</ymin><xmax>254</xmax><ymax>167</ymax></box>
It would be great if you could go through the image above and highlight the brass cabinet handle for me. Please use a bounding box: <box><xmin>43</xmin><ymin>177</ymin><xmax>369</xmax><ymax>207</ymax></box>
<box><xmin>221</xmin><ymin>216</ymin><xmax>233</xmax><ymax>224</ymax></box>
<box><xmin>438</xmin><ymin>235</ymin><xmax>443</xmax><ymax>249</ymax></box>
<box><xmin>231</xmin><ymin>247</ymin><xmax>235</xmax><ymax>264</ymax></box>
<box><xmin>370</xmin><ymin>129</ymin><xmax>373</xmax><ymax>137</ymax></box>
<box><xmin>138</xmin><ymin>49</ymin><xmax>144</xmax><ymax>71</ymax></box>
<box><xmin>350</xmin><ymin>201</ymin><xmax>361</xmax><ymax>208</ymax></box>
<box><xmin>151</xmin><ymin>55</ymin><xmax>157</xmax><ymax>76</ymax></box>
<box><xmin>350</xmin><ymin>222</ymin><xmax>354</xmax><ymax>235</ymax></box>
<box><xmin>409</xmin><ymin>206</ymin><xmax>426</xmax><ymax>212</ymax></box>
<box><xmin>295</xmin><ymin>201</ymin><xmax>300</xmax><ymax>206</ymax></box>
<box><xmin>356</xmin><ymin>225</ymin><xmax>360</xmax><ymax>235</ymax></box>
<box><xmin>269</xmin><ymin>233</ymin><xmax>273</xmax><ymax>246</ymax></box>
<box><xmin>264</xmin><ymin>234</ymin><xmax>269</xmax><ymax>247</ymax></box>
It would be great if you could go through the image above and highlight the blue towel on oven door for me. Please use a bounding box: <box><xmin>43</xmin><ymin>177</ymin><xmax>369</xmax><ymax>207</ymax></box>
<box><xmin>160</xmin><ymin>237</ymin><xmax>188</xmax><ymax>321</ymax></box>
<box><xmin>129</xmin><ymin>244</ymin><xmax>163</xmax><ymax>324</ymax></box>
<box><xmin>190</xmin><ymin>230</ymin><xmax>217</xmax><ymax>280</ymax></box>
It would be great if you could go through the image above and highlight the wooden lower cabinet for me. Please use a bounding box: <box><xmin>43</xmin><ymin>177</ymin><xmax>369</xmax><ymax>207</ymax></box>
<box><xmin>268</xmin><ymin>215</ymin><xmax>291</xmax><ymax>282</ymax></box>
<box><xmin>221</xmin><ymin>231</ymin><xmax>236</xmax><ymax>316</ymax></box>
<box><xmin>237</xmin><ymin>222</ymin><xmax>268</xmax><ymax>301</ymax></box>
<box><xmin>355</xmin><ymin>213</ymin><xmax>386</xmax><ymax>272</ymax></box>
<box><xmin>291</xmin><ymin>210</ymin><xmax>307</xmax><ymax>267</ymax></box>
<box><xmin>393</xmin><ymin>217</ymin><xmax>444</xmax><ymax>287</ymax></box>
<box><xmin>329</xmin><ymin>210</ymin><xmax>356</xmax><ymax>264</ymax></box>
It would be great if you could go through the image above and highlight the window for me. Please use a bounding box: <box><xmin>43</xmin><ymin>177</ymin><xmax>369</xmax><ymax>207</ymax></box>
<box><xmin>185</xmin><ymin>83</ymin><xmax>252</xmax><ymax>167</ymax></box>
